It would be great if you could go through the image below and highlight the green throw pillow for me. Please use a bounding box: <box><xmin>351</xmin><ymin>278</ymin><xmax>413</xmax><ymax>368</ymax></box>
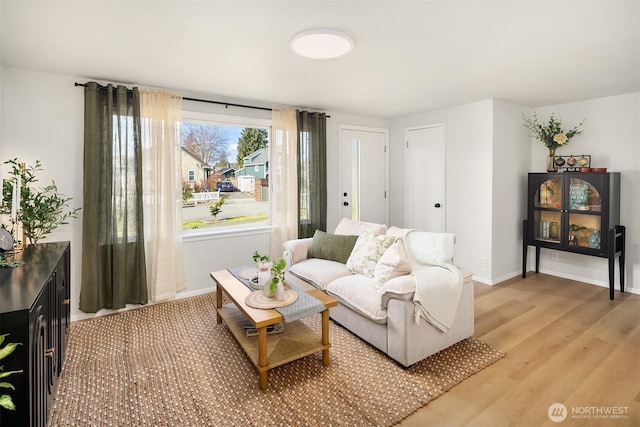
<box><xmin>307</xmin><ymin>230</ymin><xmax>359</xmax><ymax>264</ymax></box>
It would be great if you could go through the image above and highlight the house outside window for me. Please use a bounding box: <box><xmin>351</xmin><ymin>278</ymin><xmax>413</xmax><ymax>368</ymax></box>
<box><xmin>181</xmin><ymin>111</ymin><xmax>271</xmax><ymax>231</ymax></box>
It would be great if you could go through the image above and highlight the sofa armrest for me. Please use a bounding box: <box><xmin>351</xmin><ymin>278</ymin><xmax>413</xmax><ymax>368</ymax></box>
<box><xmin>380</xmin><ymin>275</ymin><xmax>416</xmax><ymax>308</ymax></box>
<box><xmin>379</xmin><ymin>266</ymin><xmax>473</xmax><ymax>308</ymax></box>
<box><xmin>283</xmin><ymin>237</ymin><xmax>313</xmax><ymax>266</ymax></box>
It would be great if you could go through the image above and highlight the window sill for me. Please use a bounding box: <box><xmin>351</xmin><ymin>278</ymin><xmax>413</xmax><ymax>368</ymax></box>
<box><xmin>182</xmin><ymin>224</ymin><xmax>272</xmax><ymax>243</ymax></box>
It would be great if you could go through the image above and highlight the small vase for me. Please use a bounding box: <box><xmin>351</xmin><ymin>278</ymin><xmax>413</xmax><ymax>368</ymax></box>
<box><xmin>588</xmin><ymin>230</ymin><xmax>601</xmax><ymax>249</ymax></box>
<box><xmin>258</xmin><ymin>266</ymin><xmax>271</xmax><ymax>291</ymax></box>
<box><xmin>275</xmin><ymin>281</ymin><xmax>285</xmax><ymax>301</ymax></box>
<box><xmin>546</xmin><ymin>148</ymin><xmax>558</xmax><ymax>172</ymax></box>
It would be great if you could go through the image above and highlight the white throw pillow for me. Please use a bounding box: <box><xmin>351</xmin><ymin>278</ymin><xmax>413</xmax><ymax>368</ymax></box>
<box><xmin>346</xmin><ymin>230</ymin><xmax>397</xmax><ymax>278</ymax></box>
<box><xmin>385</xmin><ymin>226</ymin><xmax>414</xmax><ymax>239</ymax></box>
<box><xmin>373</xmin><ymin>239</ymin><xmax>411</xmax><ymax>289</ymax></box>
<box><xmin>334</xmin><ymin>218</ymin><xmax>387</xmax><ymax>236</ymax></box>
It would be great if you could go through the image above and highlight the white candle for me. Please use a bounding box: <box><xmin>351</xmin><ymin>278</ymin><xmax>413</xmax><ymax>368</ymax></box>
<box><xmin>10</xmin><ymin>179</ymin><xmax>17</xmax><ymax>222</ymax></box>
<box><xmin>16</xmin><ymin>174</ymin><xmax>21</xmax><ymax>215</ymax></box>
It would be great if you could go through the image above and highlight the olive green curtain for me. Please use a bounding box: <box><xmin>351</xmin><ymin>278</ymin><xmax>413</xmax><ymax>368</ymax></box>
<box><xmin>80</xmin><ymin>82</ymin><xmax>148</xmax><ymax>312</ymax></box>
<box><xmin>297</xmin><ymin>111</ymin><xmax>327</xmax><ymax>238</ymax></box>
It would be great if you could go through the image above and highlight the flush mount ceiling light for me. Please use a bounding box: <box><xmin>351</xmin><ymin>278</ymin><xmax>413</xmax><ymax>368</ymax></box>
<box><xmin>290</xmin><ymin>29</ymin><xmax>354</xmax><ymax>59</ymax></box>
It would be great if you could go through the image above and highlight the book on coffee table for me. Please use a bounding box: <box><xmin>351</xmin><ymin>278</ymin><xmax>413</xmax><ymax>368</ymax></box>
<box><xmin>242</xmin><ymin>320</ymin><xmax>284</xmax><ymax>337</ymax></box>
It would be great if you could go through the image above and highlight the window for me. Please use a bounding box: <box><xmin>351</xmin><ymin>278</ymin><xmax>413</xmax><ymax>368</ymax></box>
<box><xmin>181</xmin><ymin>112</ymin><xmax>271</xmax><ymax>231</ymax></box>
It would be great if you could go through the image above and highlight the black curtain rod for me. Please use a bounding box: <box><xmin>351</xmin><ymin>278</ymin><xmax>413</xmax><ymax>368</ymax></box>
<box><xmin>74</xmin><ymin>82</ymin><xmax>329</xmax><ymax>117</ymax></box>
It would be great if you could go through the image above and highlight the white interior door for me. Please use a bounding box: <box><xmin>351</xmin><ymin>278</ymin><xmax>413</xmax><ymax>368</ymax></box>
<box><xmin>405</xmin><ymin>124</ymin><xmax>445</xmax><ymax>231</ymax></box>
<box><xmin>339</xmin><ymin>126</ymin><xmax>389</xmax><ymax>225</ymax></box>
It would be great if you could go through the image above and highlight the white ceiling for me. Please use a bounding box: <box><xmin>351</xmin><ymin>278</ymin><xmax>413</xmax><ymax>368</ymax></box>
<box><xmin>1</xmin><ymin>1</ymin><xmax>638</xmax><ymax>118</ymax></box>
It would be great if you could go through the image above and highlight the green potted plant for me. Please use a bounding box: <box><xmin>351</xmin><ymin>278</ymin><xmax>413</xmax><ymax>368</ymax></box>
<box><xmin>269</xmin><ymin>257</ymin><xmax>287</xmax><ymax>299</ymax></box>
<box><xmin>2</xmin><ymin>159</ymin><xmax>80</xmax><ymax>245</ymax></box>
<box><xmin>0</xmin><ymin>334</ymin><xmax>22</xmax><ymax>411</ymax></box>
<box><xmin>251</xmin><ymin>250</ymin><xmax>270</xmax><ymax>269</ymax></box>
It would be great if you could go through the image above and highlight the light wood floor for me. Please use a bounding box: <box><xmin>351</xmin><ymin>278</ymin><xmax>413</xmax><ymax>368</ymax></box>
<box><xmin>399</xmin><ymin>273</ymin><xmax>640</xmax><ymax>427</ymax></box>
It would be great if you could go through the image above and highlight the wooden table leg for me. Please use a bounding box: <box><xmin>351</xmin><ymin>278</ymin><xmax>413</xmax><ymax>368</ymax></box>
<box><xmin>216</xmin><ymin>284</ymin><xmax>222</xmax><ymax>324</ymax></box>
<box><xmin>321</xmin><ymin>309</ymin><xmax>330</xmax><ymax>366</ymax></box>
<box><xmin>258</xmin><ymin>326</ymin><xmax>268</xmax><ymax>390</ymax></box>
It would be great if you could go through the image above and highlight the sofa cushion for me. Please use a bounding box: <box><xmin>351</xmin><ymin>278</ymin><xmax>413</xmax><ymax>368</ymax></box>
<box><xmin>404</xmin><ymin>231</ymin><xmax>455</xmax><ymax>264</ymax></box>
<box><xmin>379</xmin><ymin>275</ymin><xmax>416</xmax><ymax>308</ymax></box>
<box><xmin>386</xmin><ymin>226</ymin><xmax>414</xmax><ymax>239</ymax></box>
<box><xmin>325</xmin><ymin>275</ymin><xmax>388</xmax><ymax>324</ymax></box>
<box><xmin>346</xmin><ymin>230</ymin><xmax>397</xmax><ymax>277</ymax></box>
<box><xmin>334</xmin><ymin>218</ymin><xmax>387</xmax><ymax>236</ymax></box>
<box><xmin>373</xmin><ymin>239</ymin><xmax>411</xmax><ymax>289</ymax></box>
<box><xmin>288</xmin><ymin>258</ymin><xmax>352</xmax><ymax>291</ymax></box>
<box><xmin>307</xmin><ymin>230</ymin><xmax>359</xmax><ymax>264</ymax></box>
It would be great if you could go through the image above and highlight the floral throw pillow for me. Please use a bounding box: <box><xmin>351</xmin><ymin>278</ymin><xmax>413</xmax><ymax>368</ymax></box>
<box><xmin>373</xmin><ymin>239</ymin><xmax>412</xmax><ymax>289</ymax></box>
<box><xmin>346</xmin><ymin>230</ymin><xmax>397</xmax><ymax>277</ymax></box>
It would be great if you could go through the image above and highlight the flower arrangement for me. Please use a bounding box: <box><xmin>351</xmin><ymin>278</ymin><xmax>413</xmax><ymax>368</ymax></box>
<box><xmin>522</xmin><ymin>112</ymin><xmax>585</xmax><ymax>150</ymax></box>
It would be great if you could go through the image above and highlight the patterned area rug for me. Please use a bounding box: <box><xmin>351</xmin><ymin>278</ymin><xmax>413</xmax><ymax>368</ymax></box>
<box><xmin>49</xmin><ymin>293</ymin><xmax>504</xmax><ymax>426</ymax></box>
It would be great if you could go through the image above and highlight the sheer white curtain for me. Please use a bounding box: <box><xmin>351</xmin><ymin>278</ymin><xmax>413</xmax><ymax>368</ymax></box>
<box><xmin>270</xmin><ymin>108</ymin><xmax>299</xmax><ymax>257</ymax></box>
<box><xmin>140</xmin><ymin>90</ymin><xmax>187</xmax><ymax>301</ymax></box>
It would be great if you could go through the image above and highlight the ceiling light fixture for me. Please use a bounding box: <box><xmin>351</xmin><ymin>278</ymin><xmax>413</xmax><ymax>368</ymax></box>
<box><xmin>290</xmin><ymin>29</ymin><xmax>354</xmax><ymax>59</ymax></box>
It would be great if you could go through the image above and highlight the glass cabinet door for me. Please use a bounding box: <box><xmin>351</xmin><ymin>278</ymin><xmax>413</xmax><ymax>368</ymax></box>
<box><xmin>567</xmin><ymin>177</ymin><xmax>602</xmax><ymax>249</ymax></box>
<box><xmin>535</xmin><ymin>178</ymin><xmax>561</xmax><ymax>208</ymax></box>
<box><xmin>533</xmin><ymin>178</ymin><xmax>562</xmax><ymax>243</ymax></box>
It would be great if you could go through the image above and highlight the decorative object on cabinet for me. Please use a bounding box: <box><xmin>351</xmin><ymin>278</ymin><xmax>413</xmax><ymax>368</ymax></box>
<box><xmin>522</xmin><ymin>172</ymin><xmax>624</xmax><ymax>300</ymax></box>
<box><xmin>522</xmin><ymin>112</ymin><xmax>585</xmax><ymax>172</ymax></box>
<box><xmin>588</xmin><ymin>230</ymin><xmax>602</xmax><ymax>249</ymax></box>
<box><xmin>553</xmin><ymin>154</ymin><xmax>591</xmax><ymax>172</ymax></box>
<box><xmin>0</xmin><ymin>242</ymin><xmax>70</xmax><ymax>426</ymax></box>
<box><xmin>1</xmin><ymin>159</ymin><xmax>80</xmax><ymax>245</ymax></box>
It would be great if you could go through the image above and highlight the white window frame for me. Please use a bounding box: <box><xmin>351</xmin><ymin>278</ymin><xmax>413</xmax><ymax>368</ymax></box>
<box><xmin>181</xmin><ymin>110</ymin><xmax>272</xmax><ymax>240</ymax></box>
<box><xmin>188</xmin><ymin>170</ymin><xmax>196</xmax><ymax>182</ymax></box>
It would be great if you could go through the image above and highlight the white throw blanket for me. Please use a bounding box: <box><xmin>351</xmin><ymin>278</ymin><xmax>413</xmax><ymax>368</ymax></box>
<box><xmin>404</xmin><ymin>231</ymin><xmax>464</xmax><ymax>332</ymax></box>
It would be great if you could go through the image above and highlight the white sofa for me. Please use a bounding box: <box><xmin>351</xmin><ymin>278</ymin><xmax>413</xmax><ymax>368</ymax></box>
<box><xmin>283</xmin><ymin>218</ymin><xmax>474</xmax><ymax>367</ymax></box>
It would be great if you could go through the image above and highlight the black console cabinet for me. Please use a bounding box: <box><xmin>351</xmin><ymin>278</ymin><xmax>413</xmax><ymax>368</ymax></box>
<box><xmin>0</xmin><ymin>242</ymin><xmax>70</xmax><ymax>427</ymax></box>
<box><xmin>522</xmin><ymin>172</ymin><xmax>625</xmax><ymax>299</ymax></box>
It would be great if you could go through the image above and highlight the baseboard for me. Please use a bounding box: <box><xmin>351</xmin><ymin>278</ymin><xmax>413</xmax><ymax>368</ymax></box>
<box><xmin>535</xmin><ymin>268</ymin><xmax>639</xmax><ymax>296</ymax></box>
<box><xmin>70</xmin><ymin>285</ymin><xmax>217</xmax><ymax>322</ymax></box>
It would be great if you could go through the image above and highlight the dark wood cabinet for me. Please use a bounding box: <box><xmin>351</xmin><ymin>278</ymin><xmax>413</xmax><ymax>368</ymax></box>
<box><xmin>0</xmin><ymin>242</ymin><xmax>70</xmax><ymax>427</ymax></box>
<box><xmin>522</xmin><ymin>172</ymin><xmax>625</xmax><ymax>299</ymax></box>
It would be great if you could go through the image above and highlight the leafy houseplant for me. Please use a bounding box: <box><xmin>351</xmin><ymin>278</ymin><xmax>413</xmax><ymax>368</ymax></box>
<box><xmin>0</xmin><ymin>334</ymin><xmax>22</xmax><ymax>411</ymax></box>
<box><xmin>2</xmin><ymin>159</ymin><xmax>80</xmax><ymax>245</ymax></box>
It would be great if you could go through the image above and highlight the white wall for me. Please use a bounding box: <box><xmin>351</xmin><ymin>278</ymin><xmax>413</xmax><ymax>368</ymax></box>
<box><xmin>2</xmin><ymin>67</ymin><xmax>389</xmax><ymax>319</ymax></box>
<box><xmin>0</xmin><ymin>1</ymin><xmax>4</xmax><ymax>165</ymax></box>
<box><xmin>492</xmin><ymin>100</ymin><xmax>532</xmax><ymax>283</ymax></box>
<box><xmin>529</xmin><ymin>93</ymin><xmax>639</xmax><ymax>294</ymax></box>
<box><xmin>390</xmin><ymin>100</ymin><xmax>494</xmax><ymax>282</ymax></box>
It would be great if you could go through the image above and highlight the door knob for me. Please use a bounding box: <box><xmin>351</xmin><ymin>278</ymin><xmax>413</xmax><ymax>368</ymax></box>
<box><xmin>434</xmin><ymin>203</ymin><xmax>441</xmax><ymax>208</ymax></box>
<box><xmin>343</xmin><ymin>202</ymin><xmax>349</xmax><ymax>206</ymax></box>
